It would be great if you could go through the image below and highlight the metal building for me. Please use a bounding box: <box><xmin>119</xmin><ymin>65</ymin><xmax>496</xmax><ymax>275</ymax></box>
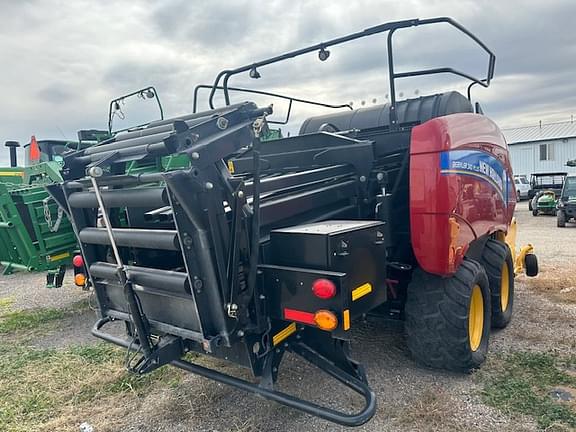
<box><xmin>502</xmin><ymin>120</ymin><xmax>576</xmax><ymax>176</ymax></box>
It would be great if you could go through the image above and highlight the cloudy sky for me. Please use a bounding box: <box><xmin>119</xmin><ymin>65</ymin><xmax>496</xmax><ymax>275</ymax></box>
<box><xmin>1</xmin><ymin>0</ymin><xmax>575</xmax><ymax>165</ymax></box>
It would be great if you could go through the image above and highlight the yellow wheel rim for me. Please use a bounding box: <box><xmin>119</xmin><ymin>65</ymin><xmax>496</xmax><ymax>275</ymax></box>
<box><xmin>500</xmin><ymin>262</ymin><xmax>510</xmax><ymax>312</ymax></box>
<box><xmin>469</xmin><ymin>285</ymin><xmax>484</xmax><ymax>352</ymax></box>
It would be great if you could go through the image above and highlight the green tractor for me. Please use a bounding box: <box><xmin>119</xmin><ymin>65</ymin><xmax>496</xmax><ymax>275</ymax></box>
<box><xmin>557</xmin><ymin>175</ymin><xmax>576</xmax><ymax>227</ymax></box>
<box><xmin>531</xmin><ymin>190</ymin><xmax>557</xmax><ymax>216</ymax></box>
<box><xmin>0</xmin><ymin>133</ymin><xmax>107</xmax><ymax>286</ymax></box>
<box><xmin>0</xmin><ymin>139</ymin><xmax>76</xmax><ymax>286</ymax></box>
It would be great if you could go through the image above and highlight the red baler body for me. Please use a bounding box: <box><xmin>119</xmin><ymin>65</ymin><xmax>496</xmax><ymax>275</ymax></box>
<box><xmin>410</xmin><ymin>113</ymin><xmax>516</xmax><ymax>276</ymax></box>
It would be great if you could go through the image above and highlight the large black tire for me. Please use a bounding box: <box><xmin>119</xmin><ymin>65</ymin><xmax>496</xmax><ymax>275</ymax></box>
<box><xmin>532</xmin><ymin>208</ymin><xmax>538</xmax><ymax>216</ymax></box>
<box><xmin>481</xmin><ymin>239</ymin><xmax>514</xmax><ymax>329</ymax></box>
<box><xmin>405</xmin><ymin>259</ymin><xmax>491</xmax><ymax>372</ymax></box>
<box><xmin>557</xmin><ymin>211</ymin><xmax>566</xmax><ymax>227</ymax></box>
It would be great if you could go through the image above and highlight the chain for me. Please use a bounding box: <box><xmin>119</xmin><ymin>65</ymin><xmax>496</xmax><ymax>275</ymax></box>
<box><xmin>42</xmin><ymin>196</ymin><xmax>63</xmax><ymax>233</ymax></box>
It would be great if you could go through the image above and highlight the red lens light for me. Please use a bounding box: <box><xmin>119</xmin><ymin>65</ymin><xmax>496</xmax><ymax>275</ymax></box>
<box><xmin>312</xmin><ymin>278</ymin><xmax>336</xmax><ymax>299</ymax></box>
<box><xmin>72</xmin><ymin>255</ymin><xmax>84</xmax><ymax>267</ymax></box>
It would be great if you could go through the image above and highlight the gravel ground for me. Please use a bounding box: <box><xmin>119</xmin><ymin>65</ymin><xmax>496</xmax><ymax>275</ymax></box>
<box><xmin>0</xmin><ymin>270</ymin><xmax>89</xmax><ymax>311</ymax></box>
<box><xmin>1</xmin><ymin>200</ymin><xmax>575</xmax><ymax>431</ymax></box>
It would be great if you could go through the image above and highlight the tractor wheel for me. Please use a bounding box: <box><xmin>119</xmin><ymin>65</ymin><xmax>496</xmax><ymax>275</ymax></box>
<box><xmin>532</xmin><ymin>208</ymin><xmax>538</xmax><ymax>216</ymax></box>
<box><xmin>480</xmin><ymin>239</ymin><xmax>514</xmax><ymax>328</ymax></box>
<box><xmin>405</xmin><ymin>259</ymin><xmax>491</xmax><ymax>372</ymax></box>
<box><xmin>525</xmin><ymin>253</ymin><xmax>539</xmax><ymax>277</ymax></box>
<box><xmin>558</xmin><ymin>211</ymin><xmax>566</xmax><ymax>227</ymax></box>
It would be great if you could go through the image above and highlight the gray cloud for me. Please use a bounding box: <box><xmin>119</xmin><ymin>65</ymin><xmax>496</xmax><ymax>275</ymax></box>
<box><xmin>1</xmin><ymin>0</ymin><xmax>576</xmax><ymax>165</ymax></box>
<box><xmin>37</xmin><ymin>85</ymin><xmax>74</xmax><ymax>104</ymax></box>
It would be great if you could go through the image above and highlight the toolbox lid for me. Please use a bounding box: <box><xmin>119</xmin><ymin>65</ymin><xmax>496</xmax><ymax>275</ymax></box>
<box><xmin>272</xmin><ymin>220</ymin><xmax>383</xmax><ymax>236</ymax></box>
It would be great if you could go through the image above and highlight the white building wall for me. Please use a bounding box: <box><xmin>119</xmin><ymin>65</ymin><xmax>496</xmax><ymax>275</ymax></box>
<box><xmin>508</xmin><ymin>137</ymin><xmax>576</xmax><ymax>177</ymax></box>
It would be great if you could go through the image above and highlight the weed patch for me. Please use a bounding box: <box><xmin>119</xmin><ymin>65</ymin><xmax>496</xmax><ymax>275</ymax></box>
<box><xmin>0</xmin><ymin>300</ymin><xmax>89</xmax><ymax>334</ymax></box>
<box><xmin>0</xmin><ymin>342</ymin><xmax>184</xmax><ymax>432</ymax></box>
<box><xmin>479</xmin><ymin>351</ymin><xmax>576</xmax><ymax>430</ymax></box>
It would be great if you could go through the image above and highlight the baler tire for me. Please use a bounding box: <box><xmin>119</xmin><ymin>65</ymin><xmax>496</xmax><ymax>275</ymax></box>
<box><xmin>405</xmin><ymin>259</ymin><xmax>491</xmax><ymax>373</ymax></box>
<box><xmin>480</xmin><ymin>239</ymin><xmax>514</xmax><ymax>329</ymax></box>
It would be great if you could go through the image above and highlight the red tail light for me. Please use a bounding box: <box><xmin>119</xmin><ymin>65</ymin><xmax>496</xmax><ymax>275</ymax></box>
<box><xmin>72</xmin><ymin>255</ymin><xmax>84</xmax><ymax>267</ymax></box>
<box><xmin>312</xmin><ymin>278</ymin><xmax>336</xmax><ymax>299</ymax></box>
<box><xmin>73</xmin><ymin>254</ymin><xmax>84</xmax><ymax>267</ymax></box>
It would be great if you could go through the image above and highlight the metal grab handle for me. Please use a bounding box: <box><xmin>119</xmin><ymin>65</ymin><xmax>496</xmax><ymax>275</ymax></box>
<box><xmin>92</xmin><ymin>317</ymin><xmax>377</xmax><ymax>427</ymax></box>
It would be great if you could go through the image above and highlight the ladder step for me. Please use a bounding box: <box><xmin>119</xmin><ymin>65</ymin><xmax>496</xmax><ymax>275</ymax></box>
<box><xmin>79</xmin><ymin>227</ymin><xmax>180</xmax><ymax>251</ymax></box>
<box><xmin>90</xmin><ymin>262</ymin><xmax>190</xmax><ymax>294</ymax></box>
<box><xmin>68</xmin><ymin>187</ymin><xmax>168</xmax><ymax>208</ymax></box>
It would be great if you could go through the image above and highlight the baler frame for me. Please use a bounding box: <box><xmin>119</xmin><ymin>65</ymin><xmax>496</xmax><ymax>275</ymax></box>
<box><xmin>49</xmin><ymin>17</ymin><xmax>501</xmax><ymax>427</ymax></box>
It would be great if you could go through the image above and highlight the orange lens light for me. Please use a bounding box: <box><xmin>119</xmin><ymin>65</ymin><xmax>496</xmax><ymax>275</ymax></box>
<box><xmin>313</xmin><ymin>310</ymin><xmax>338</xmax><ymax>331</ymax></box>
<box><xmin>74</xmin><ymin>274</ymin><xmax>86</xmax><ymax>286</ymax></box>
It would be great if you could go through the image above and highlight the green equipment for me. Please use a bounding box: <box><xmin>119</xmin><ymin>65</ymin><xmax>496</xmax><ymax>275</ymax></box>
<box><xmin>531</xmin><ymin>190</ymin><xmax>557</xmax><ymax>216</ymax></box>
<box><xmin>0</xmin><ymin>164</ymin><xmax>76</xmax><ymax>287</ymax></box>
<box><xmin>0</xmin><ymin>139</ymin><xmax>82</xmax><ymax>286</ymax></box>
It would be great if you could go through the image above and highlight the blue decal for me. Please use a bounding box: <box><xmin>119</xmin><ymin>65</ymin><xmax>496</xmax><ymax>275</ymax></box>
<box><xmin>440</xmin><ymin>150</ymin><xmax>507</xmax><ymax>199</ymax></box>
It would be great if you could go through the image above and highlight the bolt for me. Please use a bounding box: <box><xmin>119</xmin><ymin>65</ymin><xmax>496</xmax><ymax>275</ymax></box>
<box><xmin>191</xmin><ymin>152</ymin><xmax>200</xmax><ymax>160</ymax></box>
<box><xmin>237</xmin><ymin>190</ymin><xmax>245</xmax><ymax>198</ymax></box>
<box><xmin>359</xmin><ymin>175</ymin><xmax>367</xmax><ymax>182</ymax></box>
<box><xmin>273</xmin><ymin>367</ymin><xmax>278</xmax><ymax>373</ymax></box>
<box><xmin>376</xmin><ymin>172</ymin><xmax>384</xmax><ymax>181</ymax></box>
<box><xmin>217</xmin><ymin>117</ymin><xmax>229</xmax><ymax>130</ymax></box>
<box><xmin>193</xmin><ymin>278</ymin><xmax>203</xmax><ymax>291</ymax></box>
<box><xmin>259</xmin><ymin>294</ymin><xmax>266</xmax><ymax>300</ymax></box>
<box><xmin>237</xmin><ymin>330</ymin><xmax>245</xmax><ymax>337</ymax></box>
<box><xmin>205</xmin><ymin>182</ymin><xmax>213</xmax><ymax>190</ymax></box>
<box><xmin>88</xmin><ymin>166</ymin><xmax>103</xmax><ymax>178</ymax></box>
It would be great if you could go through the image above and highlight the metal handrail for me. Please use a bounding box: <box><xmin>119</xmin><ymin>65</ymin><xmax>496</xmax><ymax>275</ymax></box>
<box><xmin>206</xmin><ymin>17</ymin><xmax>496</xmax><ymax>130</ymax></box>
<box><xmin>193</xmin><ymin>84</ymin><xmax>352</xmax><ymax>124</ymax></box>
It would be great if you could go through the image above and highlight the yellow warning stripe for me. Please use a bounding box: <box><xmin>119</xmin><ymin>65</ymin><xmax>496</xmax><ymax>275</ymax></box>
<box><xmin>48</xmin><ymin>252</ymin><xmax>70</xmax><ymax>262</ymax></box>
<box><xmin>0</xmin><ymin>171</ymin><xmax>24</xmax><ymax>177</ymax></box>
<box><xmin>227</xmin><ymin>160</ymin><xmax>235</xmax><ymax>174</ymax></box>
<box><xmin>352</xmin><ymin>282</ymin><xmax>372</xmax><ymax>301</ymax></box>
<box><xmin>343</xmin><ymin>309</ymin><xmax>350</xmax><ymax>331</ymax></box>
<box><xmin>273</xmin><ymin>322</ymin><xmax>297</xmax><ymax>346</ymax></box>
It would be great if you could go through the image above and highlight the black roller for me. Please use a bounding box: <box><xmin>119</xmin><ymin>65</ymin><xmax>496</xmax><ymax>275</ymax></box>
<box><xmin>299</xmin><ymin>91</ymin><xmax>473</xmax><ymax>134</ymax></box>
<box><xmin>90</xmin><ymin>262</ymin><xmax>190</xmax><ymax>294</ymax></box>
<box><xmin>85</xmin><ymin>133</ymin><xmax>171</xmax><ymax>155</ymax></box>
<box><xmin>75</xmin><ymin>142</ymin><xmax>170</xmax><ymax>165</ymax></box>
<box><xmin>79</xmin><ymin>227</ymin><xmax>180</xmax><ymax>251</ymax></box>
<box><xmin>68</xmin><ymin>187</ymin><xmax>168</xmax><ymax>209</ymax></box>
